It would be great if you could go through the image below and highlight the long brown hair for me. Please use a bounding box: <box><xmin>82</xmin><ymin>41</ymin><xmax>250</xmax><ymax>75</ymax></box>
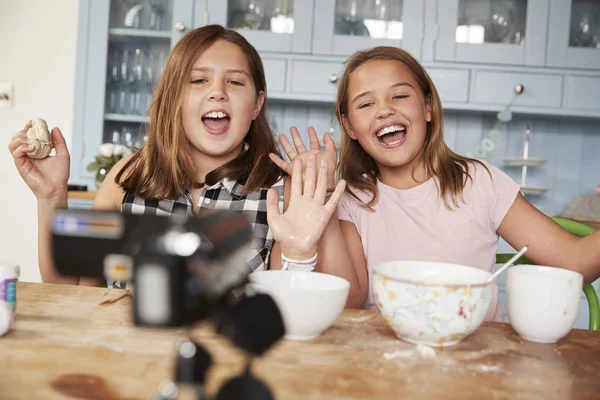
<box><xmin>336</xmin><ymin>46</ymin><xmax>488</xmax><ymax>210</ymax></box>
<box><xmin>116</xmin><ymin>24</ymin><xmax>282</xmax><ymax>199</ymax></box>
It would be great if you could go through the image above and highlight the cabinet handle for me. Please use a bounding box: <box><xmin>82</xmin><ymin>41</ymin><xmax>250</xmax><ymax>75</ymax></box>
<box><xmin>174</xmin><ymin>21</ymin><xmax>186</xmax><ymax>32</ymax></box>
<box><xmin>328</xmin><ymin>74</ymin><xmax>338</xmax><ymax>83</ymax></box>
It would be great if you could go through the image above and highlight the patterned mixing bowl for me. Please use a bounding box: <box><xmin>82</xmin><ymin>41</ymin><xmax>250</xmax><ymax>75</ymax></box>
<box><xmin>372</xmin><ymin>261</ymin><xmax>494</xmax><ymax>347</ymax></box>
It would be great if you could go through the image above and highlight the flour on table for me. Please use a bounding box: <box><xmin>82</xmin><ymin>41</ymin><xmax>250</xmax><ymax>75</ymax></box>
<box><xmin>468</xmin><ymin>363</ymin><xmax>502</xmax><ymax>373</ymax></box>
<box><xmin>416</xmin><ymin>343</ymin><xmax>436</xmax><ymax>357</ymax></box>
<box><xmin>383</xmin><ymin>343</ymin><xmax>436</xmax><ymax>360</ymax></box>
<box><xmin>383</xmin><ymin>350</ymin><xmax>414</xmax><ymax>360</ymax></box>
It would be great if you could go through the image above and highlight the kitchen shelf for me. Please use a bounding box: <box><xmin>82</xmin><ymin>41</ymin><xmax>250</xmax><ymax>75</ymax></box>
<box><xmin>109</xmin><ymin>28</ymin><xmax>171</xmax><ymax>39</ymax></box>
<box><xmin>504</xmin><ymin>158</ymin><xmax>547</xmax><ymax>167</ymax></box>
<box><xmin>520</xmin><ymin>186</ymin><xmax>549</xmax><ymax>196</ymax></box>
<box><xmin>105</xmin><ymin>114</ymin><xmax>150</xmax><ymax>123</ymax></box>
<box><xmin>507</xmin><ymin>125</ymin><xmax>549</xmax><ymax>196</ymax></box>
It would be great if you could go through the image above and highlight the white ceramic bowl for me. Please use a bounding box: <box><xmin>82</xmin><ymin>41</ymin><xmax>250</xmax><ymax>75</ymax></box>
<box><xmin>372</xmin><ymin>261</ymin><xmax>494</xmax><ymax>347</ymax></box>
<box><xmin>248</xmin><ymin>271</ymin><xmax>350</xmax><ymax>340</ymax></box>
<box><xmin>507</xmin><ymin>265</ymin><xmax>583</xmax><ymax>343</ymax></box>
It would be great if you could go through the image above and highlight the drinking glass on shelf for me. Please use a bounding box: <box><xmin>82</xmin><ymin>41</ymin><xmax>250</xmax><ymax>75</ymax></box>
<box><xmin>144</xmin><ymin>50</ymin><xmax>167</xmax><ymax>112</ymax></box>
<box><xmin>105</xmin><ymin>47</ymin><xmax>167</xmax><ymax>115</ymax></box>
<box><xmin>122</xmin><ymin>128</ymin><xmax>134</xmax><ymax>148</ymax></box>
<box><xmin>147</xmin><ymin>0</ymin><xmax>165</xmax><ymax>30</ymax></box>
<box><xmin>111</xmin><ymin>130</ymin><xmax>121</xmax><ymax>145</ymax></box>
<box><xmin>129</xmin><ymin>49</ymin><xmax>146</xmax><ymax>115</ymax></box>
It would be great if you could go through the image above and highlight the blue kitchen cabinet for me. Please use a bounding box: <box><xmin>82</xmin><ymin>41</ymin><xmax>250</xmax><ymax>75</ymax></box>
<box><xmin>435</xmin><ymin>0</ymin><xmax>550</xmax><ymax>67</ymax></box>
<box><xmin>547</xmin><ymin>0</ymin><xmax>600</xmax><ymax>70</ymax></box>
<box><xmin>70</xmin><ymin>0</ymin><xmax>196</xmax><ymax>189</ymax></box>
<box><xmin>201</xmin><ymin>0</ymin><xmax>315</xmax><ymax>53</ymax></box>
<box><xmin>311</xmin><ymin>0</ymin><xmax>425</xmax><ymax>59</ymax></box>
<box><xmin>69</xmin><ymin>0</ymin><xmax>600</xmax><ymax>191</ymax></box>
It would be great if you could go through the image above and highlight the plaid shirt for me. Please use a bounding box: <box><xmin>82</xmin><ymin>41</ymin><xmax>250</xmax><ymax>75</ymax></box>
<box><xmin>110</xmin><ymin>175</ymin><xmax>286</xmax><ymax>289</ymax></box>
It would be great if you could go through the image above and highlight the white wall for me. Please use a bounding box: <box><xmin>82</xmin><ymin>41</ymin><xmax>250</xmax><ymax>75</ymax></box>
<box><xmin>0</xmin><ymin>0</ymin><xmax>80</xmax><ymax>282</ymax></box>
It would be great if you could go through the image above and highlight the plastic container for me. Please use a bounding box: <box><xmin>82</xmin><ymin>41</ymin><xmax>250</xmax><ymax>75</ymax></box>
<box><xmin>0</xmin><ymin>262</ymin><xmax>18</xmax><ymax>311</ymax></box>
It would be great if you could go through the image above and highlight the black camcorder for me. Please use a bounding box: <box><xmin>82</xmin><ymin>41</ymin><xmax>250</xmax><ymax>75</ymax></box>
<box><xmin>50</xmin><ymin>208</ymin><xmax>284</xmax><ymax>399</ymax></box>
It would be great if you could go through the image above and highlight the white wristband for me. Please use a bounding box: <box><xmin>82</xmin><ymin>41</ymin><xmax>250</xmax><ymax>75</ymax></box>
<box><xmin>281</xmin><ymin>253</ymin><xmax>317</xmax><ymax>272</ymax></box>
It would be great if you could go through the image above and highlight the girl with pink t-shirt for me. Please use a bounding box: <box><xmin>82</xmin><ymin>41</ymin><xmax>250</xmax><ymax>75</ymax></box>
<box><xmin>271</xmin><ymin>46</ymin><xmax>600</xmax><ymax>321</ymax></box>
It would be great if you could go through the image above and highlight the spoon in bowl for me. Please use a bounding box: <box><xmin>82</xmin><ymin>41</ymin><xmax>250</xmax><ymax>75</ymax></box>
<box><xmin>486</xmin><ymin>245</ymin><xmax>529</xmax><ymax>283</ymax></box>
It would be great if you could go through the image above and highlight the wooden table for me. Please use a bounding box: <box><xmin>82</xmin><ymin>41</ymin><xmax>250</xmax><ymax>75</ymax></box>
<box><xmin>2</xmin><ymin>283</ymin><xmax>600</xmax><ymax>399</ymax></box>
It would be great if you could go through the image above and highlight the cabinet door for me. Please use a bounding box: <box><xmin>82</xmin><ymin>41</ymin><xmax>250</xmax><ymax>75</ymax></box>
<box><xmin>435</xmin><ymin>0</ymin><xmax>549</xmax><ymax>66</ymax></box>
<box><xmin>70</xmin><ymin>0</ymin><xmax>194</xmax><ymax>188</ymax></box>
<box><xmin>312</xmin><ymin>0</ymin><xmax>425</xmax><ymax>58</ymax></box>
<box><xmin>547</xmin><ymin>0</ymin><xmax>600</xmax><ymax>69</ymax></box>
<box><xmin>203</xmin><ymin>0</ymin><xmax>314</xmax><ymax>53</ymax></box>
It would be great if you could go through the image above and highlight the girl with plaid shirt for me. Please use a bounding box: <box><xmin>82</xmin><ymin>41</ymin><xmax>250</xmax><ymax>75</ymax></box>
<box><xmin>10</xmin><ymin>25</ymin><xmax>366</xmax><ymax>307</ymax></box>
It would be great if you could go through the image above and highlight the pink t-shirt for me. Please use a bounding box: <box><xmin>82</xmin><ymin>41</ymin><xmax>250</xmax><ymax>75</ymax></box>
<box><xmin>337</xmin><ymin>159</ymin><xmax>520</xmax><ymax>322</ymax></box>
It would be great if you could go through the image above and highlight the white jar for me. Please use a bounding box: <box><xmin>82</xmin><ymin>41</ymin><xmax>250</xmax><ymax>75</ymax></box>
<box><xmin>0</xmin><ymin>262</ymin><xmax>18</xmax><ymax>311</ymax></box>
<box><xmin>0</xmin><ymin>300</ymin><xmax>13</xmax><ymax>337</ymax></box>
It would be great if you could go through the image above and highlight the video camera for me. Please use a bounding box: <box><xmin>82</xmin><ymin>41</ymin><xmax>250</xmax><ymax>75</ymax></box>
<box><xmin>51</xmin><ymin>208</ymin><xmax>284</xmax><ymax>399</ymax></box>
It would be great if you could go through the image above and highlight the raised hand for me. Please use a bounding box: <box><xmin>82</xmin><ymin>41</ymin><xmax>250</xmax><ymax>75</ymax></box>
<box><xmin>266</xmin><ymin>154</ymin><xmax>346</xmax><ymax>260</ymax></box>
<box><xmin>269</xmin><ymin>126</ymin><xmax>338</xmax><ymax>187</ymax></box>
<box><xmin>8</xmin><ymin>121</ymin><xmax>70</xmax><ymax>200</ymax></box>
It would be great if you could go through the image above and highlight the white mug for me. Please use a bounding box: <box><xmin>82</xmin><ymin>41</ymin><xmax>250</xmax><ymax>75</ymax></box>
<box><xmin>507</xmin><ymin>265</ymin><xmax>583</xmax><ymax>343</ymax></box>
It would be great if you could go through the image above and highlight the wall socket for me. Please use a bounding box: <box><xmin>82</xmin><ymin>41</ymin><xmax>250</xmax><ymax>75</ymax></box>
<box><xmin>0</xmin><ymin>82</ymin><xmax>13</xmax><ymax>108</ymax></box>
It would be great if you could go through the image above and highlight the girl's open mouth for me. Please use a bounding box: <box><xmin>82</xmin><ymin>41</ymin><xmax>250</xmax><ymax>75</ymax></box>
<box><xmin>202</xmin><ymin>111</ymin><xmax>231</xmax><ymax>135</ymax></box>
<box><xmin>376</xmin><ymin>124</ymin><xmax>407</xmax><ymax>147</ymax></box>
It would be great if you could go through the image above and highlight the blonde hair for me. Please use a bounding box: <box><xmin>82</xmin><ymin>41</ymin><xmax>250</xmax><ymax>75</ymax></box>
<box><xmin>336</xmin><ymin>46</ymin><xmax>488</xmax><ymax>210</ymax></box>
<box><xmin>116</xmin><ymin>25</ymin><xmax>282</xmax><ymax>199</ymax></box>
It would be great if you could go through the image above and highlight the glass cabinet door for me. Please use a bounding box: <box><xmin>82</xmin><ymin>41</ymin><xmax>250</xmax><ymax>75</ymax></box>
<box><xmin>204</xmin><ymin>0</ymin><xmax>314</xmax><ymax>53</ymax></box>
<box><xmin>435</xmin><ymin>0</ymin><xmax>549</xmax><ymax>66</ymax></box>
<box><xmin>547</xmin><ymin>0</ymin><xmax>600</xmax><ymax>68</ymax></box>
<box><xmin>312</xmin><ymin>0</ymin><xmax>425</xmax><ymax>58</ymax></box>
<box><xmin>70</xmin><ymin>0</ymin><xmax>194</xmax><ymax>187</ymax></box>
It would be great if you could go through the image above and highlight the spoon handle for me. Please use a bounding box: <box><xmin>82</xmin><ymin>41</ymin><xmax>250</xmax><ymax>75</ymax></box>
<box><xmin>488</xmin><ymin>245</ymin><xmax>529</xmax><ymax>283</ymax></box>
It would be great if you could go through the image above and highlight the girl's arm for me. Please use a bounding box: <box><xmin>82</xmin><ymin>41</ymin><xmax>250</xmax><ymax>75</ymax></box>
<box><xmin>74</xmin><ymin>157</ymin><xmax>132</xmax><ymax>286</ymax></box>
<box><xmin>9</xmin><ymin>122</ymin><xmax>82</xmax><ymax>285</ymax></box>
<box><xmin>317</xmin><ymin>217</ymin><xmax>369</xmax><ymax>308</ymax></box>
<box><xmin>8</xmin><ymin>120</ymin><xmax>126</xmax><ymax>285</ymax></box>
<box><xmin>498</xmin><ymin>193</ymin><xmax>600</xmax><ymax>283</ymax></box>
<box><xmin>37</xmin><ymin>156</ymin><xmax>128</xmax><ymax>286</ymax></box>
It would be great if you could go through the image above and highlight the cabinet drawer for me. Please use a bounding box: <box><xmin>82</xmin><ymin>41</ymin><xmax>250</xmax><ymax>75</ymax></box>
<box><xmin>427</xmin><ymin>68</ymin><xmax>470</xmax><ymax>103</ymax></box>
<box><xmin>290</xmin><ymin>61</ymin><xmax>344</xmax><ymax>96</ymax></box>
<box><xmin>262</xmin><ymin>58</ymin><xmax>287</xmax><ymax>93</ymax></box>
<box><xmin>470</xmin><ymin>71</ymin><xmax>563</xmax><ymax>108</ymax></box>
<box><xmin>564</xmin><ymin>76</ymin><xmax>600</xmax><ymax>111</ymax></box>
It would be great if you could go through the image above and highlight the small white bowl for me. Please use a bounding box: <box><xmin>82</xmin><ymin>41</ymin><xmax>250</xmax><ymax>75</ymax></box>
<box><xmin>372</xmin><ymin>261</ymin><xmax>494</xmax><ymax>347</ymax></box>
<box><xmin>507</xmin><ymin>265</ymin><xmax>582</xmax><ymax>343</ymax></box>
<box><xmin>248</xmin><ymin>271</ymin><xmax>350</xmax><ymax>340</ymax></box>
